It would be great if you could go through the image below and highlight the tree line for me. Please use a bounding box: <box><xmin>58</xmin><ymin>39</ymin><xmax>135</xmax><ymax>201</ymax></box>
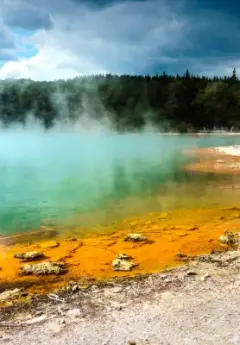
<box><xmin>0</xmin><ymin>69</ymin><xmax>240</xmax><ymax>132</ymax></box>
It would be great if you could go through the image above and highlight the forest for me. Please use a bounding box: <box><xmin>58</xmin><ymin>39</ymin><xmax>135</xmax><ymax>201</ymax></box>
<box><xmin>0</xmin><ymin>69</ymin><xmax>240</xmax><ymax>132</ymax></box>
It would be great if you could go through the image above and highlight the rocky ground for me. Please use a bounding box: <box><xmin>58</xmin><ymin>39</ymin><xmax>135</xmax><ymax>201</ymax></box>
<box><xmin>0</xmin><ymin>247</ymin><xmax>239</xmax><ymax>345</ymax></box>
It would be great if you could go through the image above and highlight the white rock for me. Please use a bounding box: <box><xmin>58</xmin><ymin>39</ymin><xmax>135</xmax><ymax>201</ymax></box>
<box><xmin>25</xmin><ymin>315</ymin><xmax>47</xmax><ymax>324</ymax></box>
<box><xmin>112</xmin><ymin>259</ymin><xmax>137</xmax><ymax>271</ymax></box>
<box><xmin>0</xmin><ymin>288</ymin><xmax>22</xmax><ymax>302</ymax></box>
<box><xmin>124</xmin><ymin>233</ymin><xmax>147</xmax><ymax>242</ymax></box>
<box><xmin>66</xmin><ymin>308</ymin><xmax>82</xmax><ymax>318</ymax></box>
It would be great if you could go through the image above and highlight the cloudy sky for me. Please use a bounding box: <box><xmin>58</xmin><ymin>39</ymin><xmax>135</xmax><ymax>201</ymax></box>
<box><xmin>0</xmin><ymin>0</ymin><xmax>239</xmax><ymax>80</ymax></box>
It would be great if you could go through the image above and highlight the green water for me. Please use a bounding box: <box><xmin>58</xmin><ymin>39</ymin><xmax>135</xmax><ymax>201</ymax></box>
<box><xmin>1</xmin><ymin>130</ymin><xmax>240</xmax><ymax>235</ymax></box>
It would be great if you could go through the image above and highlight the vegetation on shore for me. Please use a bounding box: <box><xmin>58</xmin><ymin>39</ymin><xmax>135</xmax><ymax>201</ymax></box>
<box><xmin>1</xmin><ymin>69</ymin><xmax>240</xmax><ymax>132</ymax></box>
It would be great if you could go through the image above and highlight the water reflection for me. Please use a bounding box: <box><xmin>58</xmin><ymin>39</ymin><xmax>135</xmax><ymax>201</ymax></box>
<box><xmin>0</xmin><ymin>132</ymin><xmax>240</xmax><ymax>234</ymax></box>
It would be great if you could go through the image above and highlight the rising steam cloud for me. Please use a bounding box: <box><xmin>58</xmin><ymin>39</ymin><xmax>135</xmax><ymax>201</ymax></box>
<box><xmin>0</xmin><ymin>85</ymin><xmax>239</xmax><ymax>235</ymax></box>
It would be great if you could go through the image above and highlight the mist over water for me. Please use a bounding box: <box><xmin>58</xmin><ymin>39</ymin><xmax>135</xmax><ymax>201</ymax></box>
<box><xmin>1</xmin><ymin>126</ymin><xmax>240</xmax><ymax>235</ymax></box>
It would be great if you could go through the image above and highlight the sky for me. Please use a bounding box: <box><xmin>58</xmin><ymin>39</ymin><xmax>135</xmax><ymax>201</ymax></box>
<box><xmin>0</xmin><ymin>0</ymin><xmax>239</xmax><ymax>81</ymax></box>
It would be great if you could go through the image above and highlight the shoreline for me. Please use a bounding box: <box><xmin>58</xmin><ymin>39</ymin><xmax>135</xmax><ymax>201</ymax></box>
<box><xmin>214</xmin><ymin>145</ymin><xmax>240</xmax><ymax>156</ymax></box>
<box><xmin>185</xmin><ymin>145</ymin><xmax>240</xmax><ymax>174</ymax></box>
<box><xmin>1</xmin><ymin>248</ymin><xmax>239</xmax><ymax>344</ymax></box>
<box><xmin>159</xmin><ymin>132</ymin><xmax>240</xmax><ymax>136</ymax></box>
<box><xmin>1</xmin><ymin>206</ymin><xmax>240</xmax><ymax>297</ymax></box>
<box><xmin>0</xmin><ymin>144</ymin><xmax>240</xmax><ymax>301</ymax></box>
<box><xmin>0</xmin><ymin>144</ymin><xmax>240</xmax><ymax>343</ymax></box>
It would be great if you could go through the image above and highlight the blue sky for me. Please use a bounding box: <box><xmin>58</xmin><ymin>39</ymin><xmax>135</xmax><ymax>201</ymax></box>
<box><xmin>0</xmin><ymin>0</ymin><xmax>239</xmax><ymax>80</ymax></box>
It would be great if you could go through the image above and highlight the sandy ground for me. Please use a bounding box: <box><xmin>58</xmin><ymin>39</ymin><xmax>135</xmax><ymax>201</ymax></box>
<box><xmin>1</xmin><ymin>250</ymin><xmax>240</xmax><ymax>345</ymax></box>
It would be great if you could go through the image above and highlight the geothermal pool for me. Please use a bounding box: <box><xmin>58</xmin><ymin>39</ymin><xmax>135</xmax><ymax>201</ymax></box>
<box><xmin>1</xmin><ymin>130</ymin><xmax>240</xmax><ymax>236</ymax></box>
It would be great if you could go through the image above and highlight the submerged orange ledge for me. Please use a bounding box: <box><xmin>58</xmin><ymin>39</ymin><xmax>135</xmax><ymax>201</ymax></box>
<box><xmin>0</xmin><ymin>207</ymin><xmax>240</xmax><ymax>296</ymax></box>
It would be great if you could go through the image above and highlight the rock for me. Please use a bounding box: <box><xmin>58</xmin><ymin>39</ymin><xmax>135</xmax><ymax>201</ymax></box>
<box><xmin>112</xmin><ymin>258</ymin><xmax>137</xmax><ymax>271</ymax></box>
<box><xmin>65</xmin><ymin>237</ymin><xmax>77</xmax><ymax>242</ymax></box>
<box><xmin>25</xmin><ymin>315</ymin><xmax>47</xmax><ymax>325</ymax></box>
<box><xmin>40</xmin><ymin>240</ymin><xmax>60</xmax><ymax>249</ymax></box>
<box><xmin>21</xmin><ymin>261</ymin><xmax>66</xmax><ymax>276</ymax></box>
<box><xmin>0</xmin><ymin>288</ymin><xmax>23</xmax><ymax>302</ymax></box>
<box><xmin>196</xmin><ymin>251</ymin><xmax>239</xmax><ymax>265</ymax></box>
<box><xmin>128</xmin><ymin>341</ymin><xmax>137</xmax><ymax>345</ymax></box>
<box><xmin>65</xmin><ymin>281</ymin><xmax>79</xmax><ymax>292</ymax></box>
<box><xmin>35</xmin><ymin>311</ymin><xmax>44</xmax><ymax>317</ymax></box>
<box><xmin>199</xmin><ymin>273</ymin><xmax>211</xmax><ymax>281</ymax></box>
<box><xmin>14</xmin><ymin>251</ymin><xmax>44</xmax><ymax>261</ymax></box>
<box><xmin>111</xmin><ymin>286</ymin><xmax>123</xmax><ymax>293</ymax></box>
<box><xmin>219</xmin><ymin>231</ymin><xmax>239</xmax><ymax>247</ymax></box>
<box><xmin>116</xmin><ymin>253</ymin><xmax>132</xmax><ymax>260</ymax></box>
<box><xmin>124</xmin><ymin>233</ymin><xmax>147</xmax><ymax>242</ymax></box>
<box><xmin>187</xmin><ymin>226</ymin><xmax>199</xmax><ymax>231</ymax></box>
<box><xmin>176</xmin><ymin>252</ymin><xmax>188</xmax><ymax>260</ymax></box>
<box><xmin>186</xmin><ymin>271</ymin><xmax>197</xmax><ymax>276</ymax></box>
<box><xmin>219</xmin><ymin>243</ymin><xmax>229</xmax><ymax>251</ymax></box>
<box><xmin>112</xmin><ymin>252</ymin><xmax>137</xmax><ymax>271</ymax></box>
<box><xmin>216</xmin><ymin>159</ymin><xmax>225</xmax><ymax>163</ymax></box>
<box><xmin>106</xmin><ymin>241</ymin><xmax>117</xmax><ymax>247</ymax></box>
<box><xmin>110</xmin><ymin>301</ymin><xmax>122</xmax><ymax>310</ymax></box>
<box><xmin>71</xmin><ymin>285</ymin><xmax>79</xmax><ymax>292</ymax></box>
<box><xmin>103</xmin><ymin>286</ymin><xmax>123</xmax><ymax>298</ymax></box>
<box><xmin>66</xmin><ymin>308</ymin><xmax>82</xmax><ymax>318</ymax></box>
<box><xmin>219</xmin><ymin>235</ymin><xmax>231</xmax><ymax>245</ymax></box>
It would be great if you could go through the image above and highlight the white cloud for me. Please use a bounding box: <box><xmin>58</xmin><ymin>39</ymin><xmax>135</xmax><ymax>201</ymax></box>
<box><xmin>195</xmin><ymin>60</ymin><xmax>238</xmax><ymax>78</ymax></box>
<box><xmin>0</xmin><ymin>0</ymin><xmax>189</xmax><ymax>80</ymax></box>
<box><xmin>2</xmin><ymin>0</ymin><xmax>238</xmax><ymax>80</ymax></box>
<box><xmin>0</xmin><ymin>42</ymin><xmax>107</xmax><ymax>80</ymax></box>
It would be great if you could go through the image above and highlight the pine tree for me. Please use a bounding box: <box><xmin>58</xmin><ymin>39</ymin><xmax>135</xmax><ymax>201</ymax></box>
<box><xmin>184</xmin><ymin>69</ymin><xmax>190</xmax><ymax>79</ymax></box>
<box><xmin>231</xmin><ymin>68</ymin><xmax>238</xmax><ymax>81</ymax></box>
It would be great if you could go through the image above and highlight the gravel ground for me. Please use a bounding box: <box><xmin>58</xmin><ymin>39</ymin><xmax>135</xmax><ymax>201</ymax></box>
<box><xmin>1</xmin><ymin>251</ymin><xmax>240</xmax><ymax>345</ymax></box>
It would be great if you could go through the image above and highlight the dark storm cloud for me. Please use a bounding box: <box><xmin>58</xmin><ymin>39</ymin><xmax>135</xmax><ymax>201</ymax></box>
<box><xmin>3</xmin><ymin>5</ymin><xmax>53</xmax><ymax>30</ymax></box>
<box><xmin>0</xmin><ymin>26</ymin><xmax>15</xmax><ymax>49</ymax></box>
<box><xmin>1</xmin><ymin>0</ymin><xmax>240</xmax><ymax>79</ymax></box>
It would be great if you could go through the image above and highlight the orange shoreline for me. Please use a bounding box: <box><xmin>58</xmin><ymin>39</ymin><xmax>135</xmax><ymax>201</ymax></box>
<box><xmin>1</xmin><ymin>146</ymin><xmax>240</xmax><ymax>300</ymax></box>
<box><xmin>185</xmin><ymin>146</ymin><xmax>240</xmax><ymax>175</ymax></box>
<box><xmin>1</xmin><ymin>207</ymin><xmax>240</xmax><ymax>297</ymax></box>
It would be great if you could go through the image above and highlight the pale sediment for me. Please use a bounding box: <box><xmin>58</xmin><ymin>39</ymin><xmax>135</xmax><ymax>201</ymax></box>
<box><xmin>185</xmin><ymin>145</ymin><xmax>240</xmax><ymax>174</ymax></box>
<box><xmin>214</xmin><ymin>145</ymin><xmax>240</xmax><ymax>156</ymax></box>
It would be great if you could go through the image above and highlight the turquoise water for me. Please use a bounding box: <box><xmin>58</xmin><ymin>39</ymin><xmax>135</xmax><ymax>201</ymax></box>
<box><xmin>1</xmin><ymin>129</ymin><xmax>240</xmax><ymax>235</ymax></box>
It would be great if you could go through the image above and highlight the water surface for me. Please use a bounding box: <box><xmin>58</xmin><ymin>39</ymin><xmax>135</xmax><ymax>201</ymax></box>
<box><xmin>1</xmin><ymin>130</ymin><xmax>240</xmax><ymax>235</ymax></box>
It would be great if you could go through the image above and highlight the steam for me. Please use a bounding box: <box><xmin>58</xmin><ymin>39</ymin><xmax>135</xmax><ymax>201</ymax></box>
<box><xmin>0</xmin><ymin>120</ymin><xmax>186</xmax><ymax>234</ymax></box>
<box><xmin>1</xmin><ymin>84</ymin><xmax>240</xmax><ymax>235</ymax></box>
